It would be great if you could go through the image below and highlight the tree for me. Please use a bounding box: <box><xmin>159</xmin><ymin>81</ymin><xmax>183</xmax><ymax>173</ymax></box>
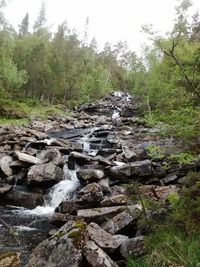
<box><xmin>33</xmin><ymin>2</ymin><xmax>46</xmax><ymax>32</ymax></box>
<box><xmin>18</xmin><ymin>13</ymin><xmax>29</xmax><ymax>37</ymax></box>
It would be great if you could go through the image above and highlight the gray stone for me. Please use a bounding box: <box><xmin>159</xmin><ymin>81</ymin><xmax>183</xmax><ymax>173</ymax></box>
<box><xmin>27</xmin><ymin>162</ymin><xmax>64</xmax><ymax>186</ymax></box>
<box><xmin>76</xmin><ymin>183</ymin><xmax>103</xmax><ymax>205</ymax></box>
<box><xmin>83</xmin><ymin>241</ymin><xmax>119</xmax><ymax>267</ymax></box>
<box><xmin>85</xmin><ymin>222</ymin><xmax>127</xmax><ymax>251</ymax></box>
<box><xmin>37</xmin><ymin>148</ymin><xmax>64</xmax><ymax>166</ymax></box>
<box><xmin>0</xmin><ymin>155</ymin><xmax>13</xmax><ymax>176</ymax></box>
<box><xmin>101</xmin><ymin>205</ymin><xmax>141</xmax><ymax>234</ymax></box>
<box><xmin>77</xmin><ymin>206</ymin><xmax>130</xmax><ymax>223</ymax></box>
<box><xmin>26</xmin><ymin>226</ymin><xmax>82</xmax><ymax>267</ymax></box>
<box><xmin>120</xmin><ymin>236</ymin><xmax>145</xmax><ymax>258</ymax></box>
<box><xmin>77</xmin><ymin>169</ymin><xmax>104</xmax><ymax>182</ymax></box>
<box><xmin>100</xmin><ymin>194</ymin><xmax>129</xmax><ymax>207</ymax></box>
<box><xmin>0</xmin><ymin>185</ymin><xmax>12</xmax><ymax>195</ymax></box>
<box><xmin>14</xmin><ymin>151</ymin><xmax>43</xmax><ymax>165</ymax></box>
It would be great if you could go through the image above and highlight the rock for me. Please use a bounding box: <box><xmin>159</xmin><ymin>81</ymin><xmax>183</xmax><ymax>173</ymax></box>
<box><xmin>26</xmin><ymin>225</ymin><xmax>82</xmax><ymax>267</ymax></box>
<box><xmin>13</xmin><ymin>151</ymin><xmax>43</xmax><ymax>165</ymax></box>
<box><xmin>0</xmin><ymin>252</ymin><xmax>20</xmax><ymax>267</ymax></box>
<box><xmin>101</xmin><ymin>205</ymin><xmax>141</xmax><ymax>234</ymax></box>
<box><xmin>98</xmin><ymin>178</ymin><xmax>112</xmax><ymax>195</ymax></box>
<box><xmin>0</xmin><ymin>156</ymin><xmax>13</xmax><ymax>176</ymax></box>
<box><xmin>1</xmin><ymin>187</ymin><xmax>43</xmax><ymax>208</ymax></box>
<box><xmin>108</xmin><ymin>164</ymin><xmax>131</xmax><ymax>179</ymax></box>
<box><xmin>77</xmin><ymin>206</ymin><xmax>130</xmax><ymax>224</ymax></box>
<box><xmin>85</xmin><ymin>223</ymin><xmax>127</xmax><ymax>252</ymax></box>
<box><xmin>37</xmin><ymin>148</ymin><xmax>64</xmax><ymax>166</ymax></box>
<box><xmin>0</xmin><ymin>185</ymin><xmax>12</xmax><ymax>195</ymax></box>
<box><xmin>161</xmin><ymin>174</ymin><xmax>178</xmax><ymax>185</ymax></box>
<box><xmin>122</xmin><ymin>146</ymin><xmax>136</xmax><ymax>161</ymax></box>
<box><xmin>120</xmin><ymin>236</ymin><xmax>145</xmax><ymax>259</ymax></box>
<box><xmin>100</xmin><ymin>194</ymin><xmax>129</xmax><ymax>207</ymax></box>
<box><xmin>130</xmin><ymin>160</ymin><xmax>152</xmax><ymax>177</ymax></box>
<box><xmin>55</xmin><ymin>201</ymin><xmax>76</xmax><ymax>214</ymax></box>
<box><xmin>139</xmin><ymin>185</ymin><xmax>179</xmax><ymax>200</ymax></box>
<box><xmin>76</xmin><ymin>183</ymin><xmax>103</xmax><ymax>206</ymax></box>
<box><xmin>77</xmin><ymin>169</ymin><xmax>104</xmax><ymax>182</ymax></box>
<box><xmin>83</xmin><ymin>241</ymin><xmax>119</xmax><ymax>267</ymax></box>
<box><xmin>50</xmin><ymin>212</ymin><xmax>68</xmax><ymax>227</ymax></box>
<box><xmin>68</xmin><ymin>151</ymin><xmax>92</xmax><ymax>168</ymax></box>
<box><xmin>27</xmin><ymin>162</ymin><xmax>64</xmax><ymax>186</ymax></box>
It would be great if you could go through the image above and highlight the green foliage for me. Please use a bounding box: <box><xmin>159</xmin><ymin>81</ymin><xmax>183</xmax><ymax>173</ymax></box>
<box><xmin>172</xmin><ymin>171</ymin><xmax>200</xmax><ymax>235</ymax></box>
<box><xmin>147</xmin><ymin>144</ymin><xmax>165</xmax><ymax>160</ymax></box>
<box><xmin>127</xmin><ymin>225</ymin><xmax>200</xmax><ymax>267</ymax></box>
<box><xmin>169</xmin><ymin>152</ymin><xmax>197</xmax><ymax>165</ymax></box>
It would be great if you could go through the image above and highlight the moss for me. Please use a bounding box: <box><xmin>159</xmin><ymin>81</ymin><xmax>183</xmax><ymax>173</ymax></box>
<box><xmin>74</xmin><ymin>220</ymin><xmax>87</xmax><ymax>230</ymax></box>
<box><xmin>67</xmin><ymin>229</ymin><xmax>82</xmax><ymax>238</ymax></box>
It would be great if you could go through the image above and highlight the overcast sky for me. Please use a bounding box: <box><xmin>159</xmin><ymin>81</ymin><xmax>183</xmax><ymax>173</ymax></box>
<box><xmin>4</xmin><ymin>0</ymin><xmax>200</xmax><ymax>53</ymax></box>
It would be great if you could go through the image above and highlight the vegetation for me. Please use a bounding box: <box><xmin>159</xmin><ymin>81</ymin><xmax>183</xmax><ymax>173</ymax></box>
<box><xmin>128</xmin><ymin>172</ymin><xmax>200</xmax><ymax>267</ymax></box>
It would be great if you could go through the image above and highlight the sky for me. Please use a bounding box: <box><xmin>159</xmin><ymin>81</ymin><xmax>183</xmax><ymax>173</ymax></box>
<box><xmin>3</xmin><ymin>0</ymin><xmax>200</xmax><ymax>53</ymax></box>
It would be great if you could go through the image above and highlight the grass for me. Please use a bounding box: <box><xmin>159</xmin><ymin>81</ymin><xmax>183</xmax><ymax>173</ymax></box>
<box><xmin>127</xmin><ymin>224</ymin><xmax>200</xmax><ymax>267</ymax></box>
<box><xmin>0</xmin><ymin>97</ymin><xmax>73</xmax><ymax>126</ymax></box>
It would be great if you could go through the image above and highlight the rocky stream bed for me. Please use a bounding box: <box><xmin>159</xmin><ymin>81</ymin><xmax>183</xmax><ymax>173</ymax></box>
<box><xmin>0</xmin><ymin>92</ymin><xmax>199</xmax><ymax>267</ymax></box>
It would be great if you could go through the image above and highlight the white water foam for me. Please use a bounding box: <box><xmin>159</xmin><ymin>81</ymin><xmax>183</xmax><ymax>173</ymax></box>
<box><xmin>13</xmin><ymin>226</ymin><xmax>38</xmax><ymax>231</ymax></box>
<box><xmin>24</xmin><ymin>166</ymin><xmax>79</xmax><ymax>216</ymax></box>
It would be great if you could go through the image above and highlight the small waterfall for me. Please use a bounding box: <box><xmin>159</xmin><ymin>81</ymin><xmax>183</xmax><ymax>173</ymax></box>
<box><xmin>79</xmin><ymin>128</ymin><xmax>99</xmax><ymax>156</ymax></box>
<box><xmin>25</xmin><ymin>165</ymin><xmax>79</xmax><ymax>216</ymax></box>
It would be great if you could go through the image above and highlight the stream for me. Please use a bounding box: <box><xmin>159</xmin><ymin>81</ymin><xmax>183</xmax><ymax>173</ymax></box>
<box><xmin>0</xmin><ymin>92</ymin><xmax>133</xmax><ymax>265</ymax></box>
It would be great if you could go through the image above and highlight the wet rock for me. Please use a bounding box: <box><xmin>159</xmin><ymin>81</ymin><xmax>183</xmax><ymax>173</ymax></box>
<box><xmin>1</xmin><ymin>187</ymin><xmax>43</xmax><ymax>208</ymax></box>
<box><xmin>0</xmin><ymin>252</ymin><xmax>20</xmax><ymax>267</ymax></box>
<box><xmin>77</xmin><ymin>206</ymin><xmax>129</xmax><ymax>224</ymax></box>
<box><xmin>0</xmin><ymin>155</ymin><xmax>13</xmax><ymax>176</ymax></box>
<box><xmin>101</xmin><ymin>205</ymin><xmax>141</xmax><ymax>234</ymax></box>
<box><xmin>77</xmin><ymin>169</ymin><xmax>104</xmax><ymax>182</ymax></box>
<box><xmin>55</xmin><ymin>201</ymin><xmax>76</xmax><ymax>214</ymax></box>
<box><xmin>13</xmin><ymin>151</ymin><xmax>43</xmax><ymax>165</ymax></box>
<box><xmin>100</xmin><ymin>194</ymin><xmax>129</xmax><ymax>207</ymax></box>
<box><xmin>85</xmin><ymin>222</ymin><xmax>127</xmax><ymax>252</ymax></box>
<box><xmin>26</xmin><ymin>226</ymin><xmax>82</xmax><ymax>267</ymax></box>
<box><xmin>83</xmin><ymin>241</ymin><xmax>119</xmax><ymax>267</ymax></box>
<box><xmin>27</xmin><ymin>162</ymin><xmax>64</xmax><ymax>186</ymax></box>
<box><xmin>120</xmin><ymin>236</ymin><xmax>145</xmax><ymax>259</ymax></box>
<box><xmin>76</xmin><ymin>183</ymin><xmax>103</xmax><ymax>206</ymax></box>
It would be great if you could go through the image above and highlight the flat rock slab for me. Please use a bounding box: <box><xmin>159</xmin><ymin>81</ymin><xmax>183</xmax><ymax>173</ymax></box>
<box><xmin>77</xmin><ymin>206</ymin><xmax>132</xmax><ymax>223</ymax></box>
<box><xmin>101</xmin><ymin>205</ymin><xmax>141</xmax><ymax>234</ymax></box>
<box><xmin>100</xmin><ymin>194</ymin><xmax>129</xmax><ymax>207</ymax></box>
<box><xmin>14</xmin><ymin>151</ymin><xmax>43</xmax><ymax>165</ymax></box>
<box><xmin>83</xmin><ymin>241</ymin><xmax>119</xmax><ymax>267</ymax></box>
<box><xmin>85</xmin><ymin>222</ymin><xmax>128</xmax><ymax>251</ymax></box>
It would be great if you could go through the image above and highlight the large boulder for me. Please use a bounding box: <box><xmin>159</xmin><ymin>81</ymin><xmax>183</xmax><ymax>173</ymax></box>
<box><xmin>76</xmin><ymin>183</ymin><xmax>103</xmax><ymax>206</ymax></box>
<box><xmin>76</xmin><ymin>169</ymin><xmax>104</xmax><ymax>182</ymax></box>
<box><xmin>26</xmin><ymin>221</ymin><xmax>82</xmax><ymax>267</ymax></box>
<box><xmin>27</xmin><ymin>162</ymin><xmax>64</xmax><ymax>186</ymax></box>
<box><xmin>37</xmin><ymin>148</ymin><xmax>64</xmax><ymax>166</ymax></box>
<box><xmin>101</xmin><ymin>205</ymin><xmax>141</xmax><ymax>234</ymax></box>
<box><xmin>108</xmin><ymin>160</ymin><xmax>152</xmax><ymax>180</ymax></box>
<box><xmin>83</xmin><ymin>241</ymin><xmax>119</xmax><ymax>267</ymax></box>
<box><xmin>85</xmin><ymin>223</ymin><xmax>128</xmax><ymax>252</ymax></box>
<box><xmin>100</xmin><ymin>194</ymin><xmax>129</xmax><ymax>207</ymax></box>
